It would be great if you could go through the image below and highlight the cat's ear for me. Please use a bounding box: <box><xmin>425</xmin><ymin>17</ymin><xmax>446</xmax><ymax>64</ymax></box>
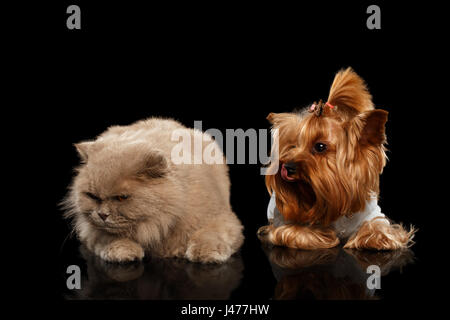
<box><xmin>138</xmin><ymin>150</ymin><xmax>169</xmax><ymax>178</ymax></box>
<box><xmin>74</xmin><ymin>141</ymin><xmax>94</xmax><ymax>162</ymax></box>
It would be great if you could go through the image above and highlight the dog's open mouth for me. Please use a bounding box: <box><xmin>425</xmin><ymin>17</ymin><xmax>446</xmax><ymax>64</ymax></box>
<box><xmin>281</xmin><ymin>163</ymin><xmax>297</xmax><ymax>182</ymax></box>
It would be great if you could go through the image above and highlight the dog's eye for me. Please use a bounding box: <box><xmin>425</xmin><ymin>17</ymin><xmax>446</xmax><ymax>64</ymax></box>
<box><xmin>313</xmin><ymin>143</ymin><xmax>327</xmax><ymax>153</ymax></box>
<box><xmin>115</xmin><ymin>195</ymin><xmax>129</xmax><ymax>202</ymax></box>
<box><xmin>85</xmin><ymin>192</ymin><xmax>101</xmax><ymax>202</ymax></box>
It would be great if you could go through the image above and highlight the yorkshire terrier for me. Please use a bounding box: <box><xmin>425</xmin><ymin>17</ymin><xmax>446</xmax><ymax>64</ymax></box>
<box><xmin>258</xmin><ymin>68</ymin><xmax>415</xmax><ymax>250</ymax></box>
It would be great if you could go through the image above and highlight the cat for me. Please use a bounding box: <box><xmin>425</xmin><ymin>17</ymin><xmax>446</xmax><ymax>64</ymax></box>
<box><xmin>63</xmin><ymin>117</ymin><xmax>244</xmax><ymax>263</ymax></box>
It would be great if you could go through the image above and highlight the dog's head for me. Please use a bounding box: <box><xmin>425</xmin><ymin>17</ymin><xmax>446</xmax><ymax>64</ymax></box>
<box><xmin>266</xmin><ymin>68</ymin><xmax>388</xmax><ymax>225</ymax></box>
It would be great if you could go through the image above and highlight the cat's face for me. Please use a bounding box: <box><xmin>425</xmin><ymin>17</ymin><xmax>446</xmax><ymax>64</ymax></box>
<box><xmin>69</xmin><ymin>140</ymin><xmax>174</xmax><ymax>235</ymax></box>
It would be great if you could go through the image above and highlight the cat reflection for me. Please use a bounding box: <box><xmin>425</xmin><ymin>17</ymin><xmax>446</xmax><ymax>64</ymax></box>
<box><xmin>263</xmin><ymin>246</ymin><xmax>414</xmax><ymax>300</ymax></box>
<box><xmin>67</xmin><ymin>245</ymin><xmax>243</xmax><ymax>300</ymax></box>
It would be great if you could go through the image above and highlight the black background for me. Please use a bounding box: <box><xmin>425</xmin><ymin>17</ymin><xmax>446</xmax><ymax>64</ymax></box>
<box><xmin>18</xmin><ymin>0</ymin><xmax>444</xmax><ymax>314</ymax></box>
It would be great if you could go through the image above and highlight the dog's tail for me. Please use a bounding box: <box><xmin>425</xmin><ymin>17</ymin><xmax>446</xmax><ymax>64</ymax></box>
<box><xmin>327</xmin><ymin>67</ymin><xmax>374</xmax><ymax>113</ymax></box>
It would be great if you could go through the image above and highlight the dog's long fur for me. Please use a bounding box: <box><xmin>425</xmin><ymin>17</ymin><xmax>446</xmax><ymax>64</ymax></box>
<box><xmin>260</xmin><ymin>68</ymin><xmax>415</xmax><ymax>250</ymax></box>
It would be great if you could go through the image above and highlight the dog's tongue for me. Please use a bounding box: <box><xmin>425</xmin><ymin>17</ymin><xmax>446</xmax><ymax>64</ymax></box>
<box><xmin>281</xmin><ymin>164</ymin><xmax>296</xmax><ymax>182</ymax></box>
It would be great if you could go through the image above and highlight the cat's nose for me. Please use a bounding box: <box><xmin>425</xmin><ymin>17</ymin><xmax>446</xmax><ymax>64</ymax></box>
<box><xmin>98</xmin><ymin>212</ymin><xmax>109</xmax><ymax>221</ymax></box>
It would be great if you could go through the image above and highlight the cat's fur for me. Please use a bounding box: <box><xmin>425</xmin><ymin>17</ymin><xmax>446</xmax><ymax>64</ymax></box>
<box><xmin>63</xmin><ymin>118</ymin><xmax>244</xmax><ymax>263</ymax></box>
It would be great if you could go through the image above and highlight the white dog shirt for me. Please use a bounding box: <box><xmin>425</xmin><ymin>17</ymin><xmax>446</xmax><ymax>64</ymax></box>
<box><xmin>267</xmin><ymin>192</ymin><xmax>389</xmax><ymax>239</ymax></box>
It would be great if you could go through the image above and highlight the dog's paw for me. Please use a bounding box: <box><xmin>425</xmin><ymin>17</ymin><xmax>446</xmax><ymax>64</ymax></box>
<box><xmin>185</xmin><ymin>240</ymin><xmax>233</xmax><ymax>264</ymax></box>
<box><xmin>344</xmin><ymin>220</ymin><xmax>415</xmax><ymax>250</ymax></box>
<box><xmin>100</xmin><ymin>239</ymin><xmax>145</xmax><ymax>263</ymax></box>
<box><xmin>257</xmin><ymin>225</ymin><xmax>273</xmax><ymax>243</ymax></box>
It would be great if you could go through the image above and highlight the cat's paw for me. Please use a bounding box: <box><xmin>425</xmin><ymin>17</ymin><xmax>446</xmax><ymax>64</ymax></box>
<box><xmin>185</xmin><ymin>240</ymin><xmax>233</xmax><ymax>264</ymax></box>
<box><xmin>99</xmin><ymin>239</ymin><xmax>145</xmax><ymax>263</ymax></box>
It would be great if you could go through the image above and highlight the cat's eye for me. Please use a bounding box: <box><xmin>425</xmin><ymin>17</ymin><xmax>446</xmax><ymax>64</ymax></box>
<box><xmin>115</xmin><ymin>195</ymin><xmax>129</xmax><ymax>202</ymax></box>
<box><xmin>313</xmin><ymin>142</ymin><xmax>327</xmax><ymax>153</ymax></box>
<box><xmin>85</xmin><ymin>192</ymin><xmax>101</xmax><ymax>202</ymax></box>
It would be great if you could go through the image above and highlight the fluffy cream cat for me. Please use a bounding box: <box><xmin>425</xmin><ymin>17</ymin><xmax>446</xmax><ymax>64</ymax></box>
<box><xmin>63</xmin><ymin>118</ymin><xmax>244</xmax><ymax>263</ymax></box>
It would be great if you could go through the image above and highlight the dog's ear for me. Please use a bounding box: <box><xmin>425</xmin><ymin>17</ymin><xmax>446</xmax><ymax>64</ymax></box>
<box><xmin>357</xmin><ymin>109</ymin><xmax>388</xmax><ymax>146</ymax></box>
<box><xmin>327</xmin><ymin>67</ymin><xmax>374</xmax><ymax>114</ymax></box>
<box><xmin>267</xmin><ymin>112</ymin><xmax>277</xmax><ymax>124</ymax></box>
<box><xmin>267</xmin><ymin>112</ymin><xmax>297</xmax><ymax>126</ymax></box>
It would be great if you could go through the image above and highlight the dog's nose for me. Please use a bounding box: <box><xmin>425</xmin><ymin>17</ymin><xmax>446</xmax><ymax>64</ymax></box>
<box><xmin>98</xmin><ymin>212</ymin><xmax>109</xmax><ymax>221</ymax></box>
<box><xmin>284</xmin><ymin>162</ymin><xmax>297</xmax><ymax>175</ymax></box>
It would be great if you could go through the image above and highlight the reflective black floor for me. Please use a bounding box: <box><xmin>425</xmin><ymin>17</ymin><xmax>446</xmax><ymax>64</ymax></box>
<box><xmin>262</xmin><ymin>246</ymin><xmax>414</xmax><ymax>300</ymax></box>
<box><xmin>62</xmin><ymin>242</ymin><xmax>415</xmax><ymax>300</ymax></box>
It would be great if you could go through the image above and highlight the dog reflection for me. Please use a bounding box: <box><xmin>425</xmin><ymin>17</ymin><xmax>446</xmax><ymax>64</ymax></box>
<box><xmin>263</xmin><ymin>246</ymin><xmax>414</xmax><ymax>300</ymax></box>
<box><xmin>67</xmin><ymin>245</ymin><xmax>243</xmax><ymax>300</ymax></box>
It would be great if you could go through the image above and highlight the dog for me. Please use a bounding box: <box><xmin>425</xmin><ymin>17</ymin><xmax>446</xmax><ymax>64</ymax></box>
<box><xmin>258</xmin><ymin>68</ymin><xmax>415</xmax><ymax>250</ymax></box>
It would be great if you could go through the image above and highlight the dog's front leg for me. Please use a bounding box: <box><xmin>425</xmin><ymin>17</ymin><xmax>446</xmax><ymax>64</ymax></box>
<box><xmin>257</xmin><ymin>224</ymin><xmax>340</xmax><ymax>250</ymax></box>
<box><xmin>343</xmin><ymin>218</ymin><xmax>415</xmax><ymax>250</ymax></box>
